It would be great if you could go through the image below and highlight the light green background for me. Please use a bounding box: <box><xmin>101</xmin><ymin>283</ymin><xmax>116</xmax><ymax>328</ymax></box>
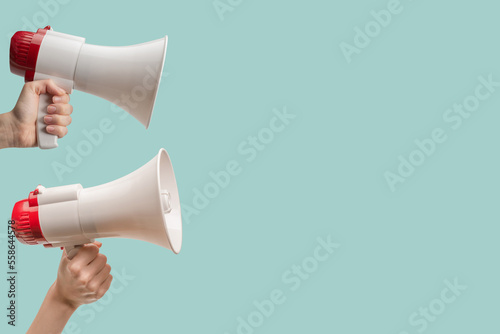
<box><xmin>1</xmin><ymin>0</ymin><xmax>499</xmax><ymax>333</ymax></box>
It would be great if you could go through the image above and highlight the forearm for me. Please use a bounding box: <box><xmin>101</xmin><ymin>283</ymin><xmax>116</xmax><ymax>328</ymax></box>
<box><xmin>0</xmin><ymin>111</ymin><xmax>15</xmax><ymax>149</ymax></box>
<box><xmin>26</xmin><ymin>283</ymin><xmax>77</xmax><ymax>334</ymax></box>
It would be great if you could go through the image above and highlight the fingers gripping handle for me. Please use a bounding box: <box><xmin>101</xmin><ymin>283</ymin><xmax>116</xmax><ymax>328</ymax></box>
<box><xmin>37</xmin><ymin>94</ymin><xmax>58</xmax><ymax>149</ymax></box>
<box><xmin>65</xmin><ymin>245</ymin><xmax>82</xmax><ymax>260</ymax></box>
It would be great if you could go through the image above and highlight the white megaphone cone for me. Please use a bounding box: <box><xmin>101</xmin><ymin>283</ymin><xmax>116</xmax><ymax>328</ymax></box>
<box><xmin>10</xmin><ymin>26</ymin><xmax>167</xmax><ymax>149</ymax></box>
<box><xmin>11</xmin><ymin>149</ymin><xmax>182</xmax><ymax>258</ymax></box>
<box><xmin>73</xmin><ymin>37</ymin><xmax>167</xmax><ymax>128</ymax></box>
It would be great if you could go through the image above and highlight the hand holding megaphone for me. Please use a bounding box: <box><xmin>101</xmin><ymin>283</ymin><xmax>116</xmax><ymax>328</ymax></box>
<box><xmin>57</xmin><ymin>241</ymin><xmax>112</xmax><ymax>307</ymax></box>
<box><xmin>6</xmin><ymin>80</ymin><xmax>73</xmax><ymax>148</ymax></box>
<box><xmin>25</xmin><ymin>241</ymin><xmax>113</xmax><ymax>333</ymax></box>
<box><xmin>10</xmin><ymin>26</ymin><xmax>167</xmax><ymax>149</ymax></box>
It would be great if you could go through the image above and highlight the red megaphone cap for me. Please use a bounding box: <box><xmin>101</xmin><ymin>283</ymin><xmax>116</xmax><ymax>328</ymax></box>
<box><xmin>11</xmin><ymin>190</ymin><xmax>47</xmax><ymax>245</ymax></box>
<box><xmin>10</xmin><ymin>26</ymin><xmax>51</xmax><ymax>82</ymax></box>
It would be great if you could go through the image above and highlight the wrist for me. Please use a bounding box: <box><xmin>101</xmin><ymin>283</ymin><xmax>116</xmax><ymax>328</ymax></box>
<box><xmin>0</xmin><ymin>111</ymin><xmax>16</xmax><ymax>149</ymax></box>
<box><xmin>47</xmin><ymin>282</ymin><xmax>79</xmax><ymax>314</ymax></box>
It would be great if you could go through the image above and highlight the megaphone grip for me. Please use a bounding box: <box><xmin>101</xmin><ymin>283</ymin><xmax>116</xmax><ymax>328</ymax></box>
<box><xmin>37</xmin><ymin>93</ymin><xmax>58</xmax><ymax>149</ymax></box>
<box><xmin>65</xmin><ymin>245</ymin><xmax>82</xmax><ymax>260</ymax></box>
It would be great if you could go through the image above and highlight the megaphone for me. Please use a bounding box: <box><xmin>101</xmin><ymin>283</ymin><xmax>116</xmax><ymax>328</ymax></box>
<box><xmin>10</xmin><ymin>26</ymin><xmax>167</xmax><ymax>149</ymax></box>
<box><xmin>11</xmin><ymin>148</ymin><xmax>182</xmax><ymax>259</ymax></box>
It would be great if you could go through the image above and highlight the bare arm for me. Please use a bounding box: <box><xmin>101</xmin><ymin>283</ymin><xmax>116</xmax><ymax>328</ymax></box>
<box><xmin>26</xmin><ymin>283</ymin><xmax>77</xmax><ymax>334</ymax></box>
<box><xmin>27</xmin><ymin>242</ymin><xmax>113</xmax><ymax>334</ymax></box>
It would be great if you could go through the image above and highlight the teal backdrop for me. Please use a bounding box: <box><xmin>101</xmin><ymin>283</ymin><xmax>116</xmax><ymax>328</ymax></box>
<box><xmin>1</xmin><ymin>0</ymin><xmax>499</xmax><ymax>333</ymax></box>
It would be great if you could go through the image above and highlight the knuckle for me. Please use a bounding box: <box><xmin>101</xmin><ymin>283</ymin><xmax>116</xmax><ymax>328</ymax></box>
<box><xmin>96</xmin><ymin>290</ymin><xmax>106</xmax><ymax>299</ymax></box>
<box><xmin>91</xmin><ymin>245</ymin><xmax>100</xmax><ymax>254</ymax></box>
<box><xmin>89</xmin><ymin>249</ymin><xmax>99</xmax><ymax>259</ymax></box>
<box><xmin>56</xmin><ymin>126</ymin><xmax>67</xmax><ymax>137</ymax></box>
<box><xmin>68</xmin><ymin>263</ymin><xmax>81</xmax><ymax>276</ymax></box>
<box><xmin>78</xmin><ymin>276</ymin><xmax>89</xmax><ymax>286</ymax></box>
<box><xmin>88</xmin><ymin>282</ymin><xmax>100</xmax><ymax>292</ymax></box>
<box><xmin>24</xmin><ymin>82</ymin><xmax>36</xmax><ymax>92</ymax></box>
<box><xmin>98</xmin><ymin>254</ymin><xmax>107</xmax><ymax>263</ymax></box>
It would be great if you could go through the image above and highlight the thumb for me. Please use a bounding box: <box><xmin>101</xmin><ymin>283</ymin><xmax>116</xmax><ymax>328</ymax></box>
<box><xmin>29</xmin><ymin>79</ymin><xmax>66</xmax><ymax>96</ymax></box>
<box><xmin>91</xmin><ymin>241</ymin><xmax>103</xmax><ymax>248</ymax></box>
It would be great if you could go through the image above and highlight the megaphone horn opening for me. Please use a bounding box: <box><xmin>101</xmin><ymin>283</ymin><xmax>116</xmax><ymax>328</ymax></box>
<box><xmin>143</xmin><ymin>36</ymin><xmax>168</xmax><ymax>129</ymax></box>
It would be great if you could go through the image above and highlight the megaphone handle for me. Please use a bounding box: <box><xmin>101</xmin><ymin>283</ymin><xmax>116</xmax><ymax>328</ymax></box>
<box><xmin>37</xmin><ymin>93</ymin><xmax>58</xmax><ymax>149</ymax></box>
<box><xmin>65</xmin><ymin>245</ymin><xmax>83</xmax><ymax>260</ymax></box>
